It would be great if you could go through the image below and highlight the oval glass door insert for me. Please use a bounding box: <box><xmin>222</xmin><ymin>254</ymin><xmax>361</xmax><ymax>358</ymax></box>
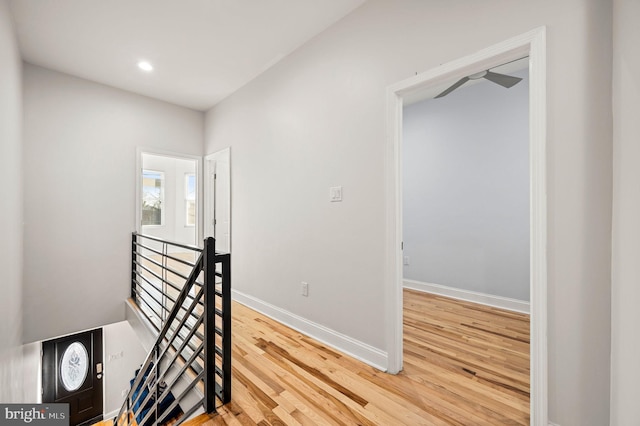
<box><xmin>60</xmin><ymin>342</ymin><xmax>89</xmax><ymax>391</ymax></box>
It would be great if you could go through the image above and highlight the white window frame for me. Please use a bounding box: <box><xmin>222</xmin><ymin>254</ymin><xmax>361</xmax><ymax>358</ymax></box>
<box><xmin>185</xmin><ymin>172</ymin><xmax>196</xmax><ymax>227</ymax></box>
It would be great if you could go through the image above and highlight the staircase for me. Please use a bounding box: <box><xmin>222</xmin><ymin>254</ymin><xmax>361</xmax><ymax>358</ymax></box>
<box><xmin>114</xmin><ymin>233</ymin><xmax>231</xmax><ymax>426</ymax></box>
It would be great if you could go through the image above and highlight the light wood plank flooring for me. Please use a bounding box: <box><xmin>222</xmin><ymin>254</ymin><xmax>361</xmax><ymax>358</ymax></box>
<box><xmin>196</xmin><ymin>288</ymin><xmax>530</xmax><ymax>425</ymax></box>
<box><xmin>100</xmin><ymin>289</ymin><xmax>529</xmax><ymax>425</ymax></box>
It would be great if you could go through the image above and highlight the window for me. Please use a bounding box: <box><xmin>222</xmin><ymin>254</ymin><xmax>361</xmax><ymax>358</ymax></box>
<box><xmin>142</xmin><ymin>170</ymin><xmax>164</xmax><ymax>226</ymax></box>
<box><xmin>185</xmin><ymin>173</ymin><xmax>196</xmax><ymax>227</ymax></box>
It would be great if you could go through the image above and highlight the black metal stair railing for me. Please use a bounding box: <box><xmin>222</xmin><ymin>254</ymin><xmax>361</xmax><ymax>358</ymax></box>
<box><xmin>116</xmin><ymin>233</ymin><xmax>231</xmax><ymax>426</ymax></box>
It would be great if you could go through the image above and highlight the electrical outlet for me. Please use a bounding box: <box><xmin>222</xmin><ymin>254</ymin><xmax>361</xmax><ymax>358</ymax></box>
<box><xmin>121</xmin><ymin>389</ymin><xmax>128</xmax><ymax>397</ymax></box>
<box><xmin>301</xmin><ymin>282</ymin><xmax>309</xmax><ymax>297</ymax></box>
<box><xmin>403</xmin><ymin>256</ymin><xmax>410</xmax><ymax>265</ymax></box>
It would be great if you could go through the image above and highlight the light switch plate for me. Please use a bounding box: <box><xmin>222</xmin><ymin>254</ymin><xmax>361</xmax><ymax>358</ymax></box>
<box><xmin>330</xmin><ymin>186</ymin><xmax>343</xmax><ymax>202</ymax></box>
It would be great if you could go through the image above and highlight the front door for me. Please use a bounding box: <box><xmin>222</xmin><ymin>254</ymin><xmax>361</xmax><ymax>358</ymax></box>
<box><xmin>42</xmin><ymin>328</ymin><xmax>103</xmax><ymax>426</ymax></box>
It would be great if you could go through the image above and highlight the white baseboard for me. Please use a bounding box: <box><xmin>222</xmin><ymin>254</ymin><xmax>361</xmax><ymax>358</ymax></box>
<box><xmin>104</xmin><ymin>409</ymin><xmax>119</xmax><ymax>421</ymax></box>
<box><xmin>403</xmin><ymin>279</ymin><xmax>530</xmax><ymax>314</ymax></box>
<box><xmin>231</xmin><ymin>289</ymin><xmax>388</xmax><ymax>371</ymax></box>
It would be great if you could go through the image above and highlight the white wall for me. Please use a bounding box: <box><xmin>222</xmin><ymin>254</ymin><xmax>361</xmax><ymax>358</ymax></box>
<box><xmin>0</xmin><ymin>0</ymin><xmax>25</xmax><ymax>402</ymax></box>
<box><xmin>204</xmin><ymin>0</ymin><xmax>612</xmax><ymax>424</ymax></box>
<box><xmin>610</xmin><ymin>0</ymin><xmax>640</xmax><ymax>424</ymax></box>
<box><xmin>403</xmin><ymin>69</ymin><xmax>529</xmax><ymax>301</ymax></box>
<box><xmin>22</xmin><ymin>342</ymin><xmax>41</xmax><ymax>403</ymax></box>
<box><xmin>103</xmin><ymin>321</ymin><xmax>147</xmax><ymax>417</ymax></box>
<box><xmin>22</xmin><ymin>65</ymin><xmax>204</xmax><ymax>343</ymax></box>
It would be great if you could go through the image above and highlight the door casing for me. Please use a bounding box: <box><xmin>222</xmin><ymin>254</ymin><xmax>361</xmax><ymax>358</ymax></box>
<box><xmin>384</xmin><ymin>27</ymin><xmax>548</xmax><ymax>425</ymax></box>
<box><xmin>204</xmin><ymin>148</ymin><xmax>231</xmax><ymax>253</ymax></box>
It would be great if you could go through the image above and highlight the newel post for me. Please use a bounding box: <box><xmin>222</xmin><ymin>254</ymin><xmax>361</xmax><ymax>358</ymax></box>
<box><xmin>203</xmin><ymin>237</ymin><xmax>216</xmax><ymax>413</ymax></box>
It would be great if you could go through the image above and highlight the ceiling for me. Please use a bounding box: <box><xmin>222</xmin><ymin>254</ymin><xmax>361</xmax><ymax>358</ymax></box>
<box><xmin>9</xmin><ymin>0</ymin><xmax>365</xmax><ymax>111</ymax></box>
<box><xmin>403</xmin><ymin>57</ymin><xmax>530</xmax><ymax>106</ymax></box>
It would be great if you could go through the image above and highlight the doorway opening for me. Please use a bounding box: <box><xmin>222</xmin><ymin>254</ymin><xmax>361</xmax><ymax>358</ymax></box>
<box><xmin>136</xmin><ymin>150</ymin><xmax>202</xmax><ymax>324</ymax></box>
<box><xmin>385</xmin><ymin>27</ymin><xmax>547</xmax><ymax>425</ymax></box>
<box><xmin>137</xmin><ymin>151</ymin><xmax>201</xmax><ymax>248</ymax></box>
<box><xmin>204</xmin><ymin>148</ymin><xmax>231</xmax><ymax>253</ymax></box>
<box><xmin>402</xmin><ymin>57</ymin><xmax>530</xmax><ymax>424</ymax></box>
<box><xmin>42</xmin><ymin>328</ymin><xmax>103</xmax><ymax>426</ymax></box>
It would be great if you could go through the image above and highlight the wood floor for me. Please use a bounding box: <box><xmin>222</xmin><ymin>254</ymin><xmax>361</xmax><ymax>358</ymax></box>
<box><xmin>193</xmin><ymin>289</ymin><xmax>530</xmax><ymax>425</ymax></box>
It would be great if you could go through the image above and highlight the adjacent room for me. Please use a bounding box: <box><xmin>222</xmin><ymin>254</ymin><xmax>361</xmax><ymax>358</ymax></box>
<box><xmin>402</xmin><ymin>60</ymin><xmax>531</xmax><ymax>423</ymax></box>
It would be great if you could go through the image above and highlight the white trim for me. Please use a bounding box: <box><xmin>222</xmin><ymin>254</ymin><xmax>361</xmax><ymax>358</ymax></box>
<box><xmin>403</xmin><ymin>279</ymin><xmax>530</xmax><ymax>314</ymax></box>
<box><xmin>104</xmin><ymin>409</ymin><xmax>119</xmax><ymax>422</ymax></box>
<box><xmin>385</xmin><ymin>27</ymin><xmax>547</xmax><ymax>425</ymax></box>
<box><xmin>529</xmin><ymin>27</ymin><xmax>548</xmax><ymax>426</ymax></box>
<box><xmin>548</xmin><ymin>422</ymin><xmax>560</xmax><ymax>426</ymax></box>
<box><xmin>184</xmin><ymin>172</ymin><xmax>197</xmax><ymax>227</ymax></box>
<box><xmin>232</xmin><ymin>289</ymin><xmax>388</xmax><ymax>371</ymax></box>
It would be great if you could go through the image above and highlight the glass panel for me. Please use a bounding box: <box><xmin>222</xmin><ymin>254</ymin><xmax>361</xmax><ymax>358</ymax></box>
<box><xmin>142</xmin><ymin>170</ymin><xmax>164</xmax><ymax>226</ymax></box>
<box><xmin>186</xmin><ymin>174</ymin><xmax>196</xmax><ymax>226</ymax></box>
<box><xmin>60</xmin><ymin>342</ymin><xmax>89</xmax><ymax>392</ymax></box>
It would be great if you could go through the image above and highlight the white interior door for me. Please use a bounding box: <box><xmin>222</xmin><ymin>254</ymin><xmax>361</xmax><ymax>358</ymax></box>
<box><xmin>205</xmin><ymin>148</ymin><xmax>231</xmax><ymax>253</ymax></box>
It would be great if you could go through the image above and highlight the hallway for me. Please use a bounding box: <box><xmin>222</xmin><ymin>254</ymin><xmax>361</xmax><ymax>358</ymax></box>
<box><xmin>192</xmin><ymin>290</ymin><xmax>530</xmax><ymax>425</ymax></box>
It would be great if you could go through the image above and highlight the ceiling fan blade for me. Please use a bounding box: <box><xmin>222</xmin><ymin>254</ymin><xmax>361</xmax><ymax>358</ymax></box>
<box><xmin>434</xmin><ymin>77</ymin><xmax>470</xmax><ymax>98</ymax></box>
<box><xmin>483</xmin><ymin>71</ymin><xmax>522</xmax><ymax>88</ymax></box>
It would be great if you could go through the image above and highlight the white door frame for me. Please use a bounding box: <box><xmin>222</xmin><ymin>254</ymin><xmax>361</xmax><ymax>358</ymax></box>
<box><xmin>135</xmin><ymin>147</ymin><xmax>203</xmax><ymax>245</ymax></box>
<box><xmin>384</xmin><ymin>27</ymin><xmax>547</xmax><ymax>425</ymax></box>
<box><xmin>204</xmin><ymin>147</ymin><xmax>231</xmax><ymax>252</ymax></box>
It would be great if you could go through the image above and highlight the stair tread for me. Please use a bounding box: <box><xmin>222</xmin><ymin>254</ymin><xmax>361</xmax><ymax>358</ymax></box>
<box><xmin>179</xmin><ymin>413</ymin><xmax>216</xmax><ymax>426</ymax></box>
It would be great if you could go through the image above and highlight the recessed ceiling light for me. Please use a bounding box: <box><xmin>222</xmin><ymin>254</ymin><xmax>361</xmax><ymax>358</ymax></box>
<box><xmin>137</xmin><ymin>61</ymin><xmax>153</xmax><ymax>72</ymax></box>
